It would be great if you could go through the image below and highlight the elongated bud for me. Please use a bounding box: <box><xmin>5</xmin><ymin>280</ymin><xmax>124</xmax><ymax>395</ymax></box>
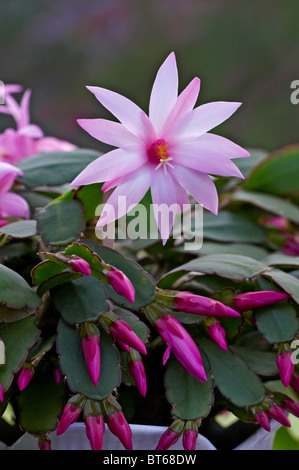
<box><xmin>282</xmin><ymin>397</ymin><xmax>299</xmax><ymax>418</ymax></box>
<box><xmin>69</xmin><ymin>256</ymin><xmax>91</xmax><ymax>276</ymax></box>
<box><xmin>53</xmin><ymin>366</ymin><xmax>64</xmax><ymax>384</ymax></box>
<box><xmin>85</xmin><ymin>414</ymin><xmax>105</xmax><ymax>450</ymax></box>
<box><xmin>81</xmin><ymin>324</ymin><xmax>101</xmax><ymax>386</ymax></box>
<box><xmin>17</xmin><ymin>364</ymin><xmax>34</xmax><ymax>391</ymax></box>
<box><xmin>290</xmin><ymin>374</ymin><xmax>299</xmax><ymax>394</ymax></box>
<box><xmin>128</xmin><ymin>350</ymin><xmax>147</xmax><ymax>397</ymax></box>
<box><xmin>254</xmin><ymin>410</ymin><xmax>271</xmax><ymax>432</ymax></box>
<box><xmin>109</xmin><ymin>318</ymin><xmax>146</xmax><ymax>355</ymax></box>
<box><xmin>38</xmin><ymin>435</ymin><xmax>52</xmax><ymax>450</ymax></box>
<box><xmin>104</xmin><ymin>266</ymin><xmax>135</xmax><ymax>303</ymax></box>
<box><xmin>57</xmin><ymin>395</ymin><xmax>86</xmax><ymax>436</ymax></box>
<box><xmin>206</xmin><ymin>321</ymin><xmax>227</xmax><ymax>351</ymax></box>
<box><xmin>276</xmin><ymin>351</ymin><xmax>294</xmax><ymax>387</ymax></box>
<box><xmin>182</xmin><ymin>430</ymin><xmax>198</xmax><ymax>450</ymax></box>
<box><xmin>0</xmin><ymin>383</ymin><xmax>4</xmax><ymax>402</ymax></box>
<box><xmin>156</xmin><ymin>420</ymin><xmax>184</xmax><ymax>450</ymax></box>
<box><xmin>168</xmin><ymin>291</ymin><xmax>241</xmax><ymax>317</ymax></box>
<box><xmin>233</xmin><ymin>291</ymin><xmax>290</xmax><ymax>312</ymax></box>
<box><xmin>105</xmin><ymin>410</ymin><xmax>133</xmax><ymax>450</ymax></box>
<box><xmin>268</xmin><ymin>404</ymin><xmax>291</xmax><ymax>427</ymax></box>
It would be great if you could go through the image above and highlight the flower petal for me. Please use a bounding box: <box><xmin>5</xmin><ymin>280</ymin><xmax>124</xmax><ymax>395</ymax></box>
<box><xmin>0</xmin><ymin>192</ymin><xmax>30</xmax><ymax>219</ymax></box>
<box><xmin>77</xmin><ymin>118</ymin><xmax>140</xmax><ymax>148</ymax></box>
<box><xmin>168</xmin><ymin>101</ymin><xmax>242</xmax><ymax>142</ymax></box>
<box><xmin>149</xmin><ymin>52</ymin><xmax>178</xmax><ymax>134</ymax></box>
<box><xmin>86</xmin><ymin>86</ymin><xmax>155</xmax><ymax>143</ymax></box>
<box><xmin>0</xmin><ymin>162</ymin><xmax>23</xmax><ymax>193</ymax></box>
<box><xmin>70</xmin><ymin>146</ymin><xmax>146</xmax><ymax>186</ymax></box>
<box><xmin>193</xmin><ymin>133</ymin><xmax>250</xmax><ymax>158</ymax></box>
<box><xmin>173</xmin><ymin>165</ymin><xmax>218</xmax><ymax>214</ymax></box>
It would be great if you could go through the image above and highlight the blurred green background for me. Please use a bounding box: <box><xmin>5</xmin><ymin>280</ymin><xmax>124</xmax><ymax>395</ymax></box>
<box><xmin>1</xmin><ymin>0</ymin><xmax>299</xmax><ymax>153</ymax></box>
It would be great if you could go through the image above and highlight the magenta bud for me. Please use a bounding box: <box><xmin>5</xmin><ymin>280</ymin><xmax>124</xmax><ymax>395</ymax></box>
<box><xmin>182</xmin><ymin>429</ymin><xmax>198</xmax><ymax>450</ymax></box>
<box><xmin>276</xmin><ymin>351</ymin><xmax>295</xmax><ymax>387</ymax></box>
<box><xmin>38</xmin><ymin>436</ymin><xmax>52</xmax><ymax>450</ymax></box>
<box><xmin>282</xmin><ymin>397</ymin><xmax>299</xmax><ymax>418</ymax></box>
<box><xmin>268</xmin><ymin>404</ymin><xmax>291</xmax><ymax>427</ymax></box>
<box><xmin>17</xmin><ymin>365</ymin><xmax>34</xmax><ymax>391</ymax></box>
<box><xmin>0</xmin><ymin>383</ymin><xmax>4</xmax><ymax>402</ymax></box>
<box><xmin>106</xmin><ymin>411</ymin><xmax>133</xmax><ymax>450</ymax></box>
<box><xmin>290</xmin><ymin>374</ymin><xmax>299</xmax><ymax>395</ymax></box>
<box><xmin>175</xmin><ymin>291</ymin><xmax>241</xmax><ymax>318</ymax></box>
<box><xmin>106</xmin><ymin>267</ymin><xmax>135</xmax><ymax>303</ymax></box>
<box><xmin>128</xmin><ymin>359</ymin><xmax>147</xmax><ymax>397</ymax></box>
<box><xmin>207</xmin><ymin>322</ymin><xmax>227</xmax><ymax>351</ymax></box>
<box><xmin>110</xmin><ymin>319</ymin><xmax>146</xmax><ymax>355</ymax></box>
<box><xmin>254</xmin><ymin>411</ymin><xmax>271</xmax><ymax>432</ymax></box>
<box><xmin>69</xmin><ymin>256</ymin><xmax>91</xmax><ymax>276</ymax></box>
<box><xmin>233</xmin><ymin>291</ymin><xmax>290</xmax><ymax>312</ymax></box>
<box><xmin>57</xmin><ymin>402</ymin><xmax>82</xmax><ymax>436</ymax></box>
<box><xmin>156</xmin><ymin>428</ymin><xmax>180</xmax><ymax>450</ymax></box>
<box><xmin>85</xmin><ymin>414</ymin><xmax>105</xmax><ymax>450</ymax></box>
<box><xmin>53</xmin><ymin>366</ymin><xmax>64</xmax><ymax>384</ymax></box>
<box><xmin>81</xmin><ymin>334</ymin><xmax>101</xmax><ymax>386</ymax></box>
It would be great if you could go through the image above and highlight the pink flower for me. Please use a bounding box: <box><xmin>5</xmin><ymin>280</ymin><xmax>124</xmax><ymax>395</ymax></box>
<box><xmin>174</xmin><ymin>291</ymin><xmax>241</xmax><ymax>317</ymax></box>
<box><xmin>128</xmin><ymin>356</ymin><xmax>147</xmax><ymax>397</ymax></box>
<box><xmin>156</xmin><ymin>428</ymin><xmax>180</xmax><ymax>450</ymax></box>
<box><xmin>254</xmin><ymin>410</ymin><xmax>271</xmax><ymax>432</ymax></box>
<box><xmin>85</xmin><ymin>414</ymin><xmax>105</xmax><ymax>450</ymax></box>
<box><xmin>105</xmin><ymin>266</ymin><xmax>135</xmax><ymax>303</ymax></box>
<box><xmin>81</xmin><ymin>332</ymin><xmax>101</xmax><ymax>386</ymax></box>
<box><xmin>69</xmin><ymin>256</ymin><xmax>91</xmax><ymax>276</ymax></box>
<box><xmin>182</xmin><ymin>429</ymin><xmax>198</xmax><ymax>450</ymax></box>
<box><xmin>276</xmin><ymin>351</ymin><xmax>295</xmax><ymax>387</ymax></box>
<box><xmin>0</xmin><ymin>383</ymin><xmax>4</xmax><ymax>402</ymax></box>
<box><xmin>0</xmin><ymin>161</ymin><xmax>30</xmax><ymax>221</ymax></box>
<box><xmin>233</xmin><ymin>291</ymin><xmax>290</xmax><ymax>312</ymax></box>
<box><xmin>268</xmin><ymin>403</ymin><xmax>291</xmax><ymax>427</ymax></box>
<box><xmin>71</xmin><ymin>52</ymin><xmax>249</xmax><ymax>243</ymax></box>
<box><xmin>53</xmin><ymin>366</ymin><xmax>64</xmax><ymax>384</ymax></box>
<box><xmin>109</xmin><ymin>318</ymin><xmax>146</xmax><ymax>355</ymax></box>
<box><xmin>105</xmin><ymin>410</ymin><xmax>133</xmax><ymax>450</ymax></box>
<box><xmin>290</xmin><ymin>374</ymin><xmax>299</xmax><ymax>394</ymax></box>
<box><xmin>282</xmin><ymin>397</ymin><xmax>299</xmax><ymax>418</ymax></box>
<box><xmin>17</xmin><ymin>365</ymin><xmax>34</xmax><ymax>391</ymax></box>
<box><xmin>155</xmin><ymin>314</ymin><xmax>207</xmax><ymax>382</ymax></box>
<box><xmin>207</xmin><ymin>321</ymin><xmax>228</xmax><ymax>351</ymax></box>
<box><xmin>38</xmin><ymin>436</ymin><xmax>52</xmax><ymax>450</ymax></box>
<box><xmin>57</xmin><ymin>402</ymin><xmax>82</xmax><ymax>436</ymax></box>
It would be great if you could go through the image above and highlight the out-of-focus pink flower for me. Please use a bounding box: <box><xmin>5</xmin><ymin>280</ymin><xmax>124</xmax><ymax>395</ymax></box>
<box><xmin>233</xmin><ymin>291</ymin><xmax>290</xmax><ymax>312</ymax></box>
<box><xmin>0</xmin><ymin>161</ymin><xmax>30</xmax><ymax>222</ymax></box>
<box><xmin>105</xmin><ymin>410</ymin><xmax>133</xmax><ymax>450</ymax></box>
<box><xmin>0</xmin><ymin>383</ymin><xmax>4</xmax><ymax>402</ymax></box>
<box><xmin>109</xmin><ymin>318</ymin><xmax>146</xmax><ymax>355</ymax></box>
<box><xmin>155</xmin><ymin>314</ymin><xmax>207</xmax><ymax>382</ymax></box>
<box><xmin>81</xmin><ymin>332</ymin><xmax>101</xmax><ymax>386</ymax></box>
<box><xmin>85</xmin><ymin>414</ymin><xmax>105</xmax><ymax>450</ymax></box>
<box><xmin>71</xmin><ymin>52</ymin><xmax>249</xmax><ymax>243</ymax></box>
<box><xmin>276</xmin><ymin>351</ymin><xmax>295</xmax><ymax>387</ymax></box>
<box><xmin>207</xmin><ymin>321</ymin><xmax>227</xmax><ymax>351</ymax></box>
<box><xmin>38</xmin><ymin>436</ymin><xmax>52</xmax><ymax>450</ymax></box>
<box><xmin>290</xmin><ymin>374</ymin><xmax>299</xmax><ymax>394</ymax></box>
<box><xmin>57</xmin><ymin>400</ymin><xmax>83</xmax><ymax>436</ymax></box>
<box><xmin>69</xmin><ymin>256</ymin><xmax>91</xmax><ymax>276</ymax></box>
<box><xmin>268</xmin><ymin>404</ymin><xmax>291</xmax><ymax>427</ymax></box>
<box><xmin>53</xmin><ymin>366</ymin><xmax>64</xmax><ymax>385</ymax></box>
<box><xmin>182</xmin><ymin>429</ymin><xmax>198</xmax><ymax>450</ymax></box>
<box><xmin>17</xmin><ymin>365</ymin><xmax>34</xmax><ymax>391</ymax></box>
<box><xmin>128</xmin><ymin>353</ymin><xmax>147</xmax><ymax>397</ymax></box>
<box><xmin>282</xmin><ymin>397</ymin><xmax>299</xmax><ymax>418</ymax></box>
<box><xmin>283</xmin><ymin>234</ymin><xmax>299</xmax><ymax>256</ymax></box>
<box><xmin>254</xmin><ymin>410</ymin><xmax>271</xmax><ymax>432</ymax></box>
<box><xmin>105</xmin><ymin>266</ymin><xmax>135</xmax><ymax>303</ymax></box>
<box><xmin>174</xmin><ymin>291</ymin><xmax>241</xmax><ymax>317</ymax></box>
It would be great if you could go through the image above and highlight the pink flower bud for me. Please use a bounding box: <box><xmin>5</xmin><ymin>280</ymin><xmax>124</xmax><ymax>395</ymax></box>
<box><xmin>110</xmin><ymin>319</ymin><xmax>146</xmax><ymax>355</ymax></box>
<box><xmin>207</xmin><ymin>322</ymin><xmax>227</xmax><ymax>351</ymax></box>
<box><xmin>57</xmin><ymin>402</ymin><xmax>82</xmax><ymax>436</ymax></box>
<box><xmin>254</xmin><ymin>410</ymin><xmax>271</xmax><ymax>432</ymax></box>
<box><xmin>17</xmin><ymin>365</ymin><xmax>34</xmax><ymax>391</ymax></box>
<box><xmin>85</xmin><ymin>414</ymin><xmax>105</xmax><ymax>450</ymax></box>
<box><xmin>156</xmin><ymin>428</ymin><xmax>180</xmax><ymax>450</ymax></box>
<box><xmin>69</xmin><ymin>257</ymin><xmax>91</xmax><ymax>276</ymax></box>
<box><xmin>282</xmin><ymin>397</ymin><xmax>299</xmax><ymax>418</ymax></box>
<box><xmin>105</xmin><ymin>411</ymin><xmax>133</xmax><ymax>450</ymax></box>
<box><xmin>38</xmin><ymin>436</ymin><xmax>52</xmax><ymax>450</ymax></box>
<box><xmin>182</xmin><ymin>429</ymin><xmax>198</xmax><ymax>450</ymax></box>
<box><xmin>53</xmin><ymin>366</ymin><xmax>64</xmax><ymax>384</ymax></box>
<box><xmin>268</xmin><ymin>404</ymin><xmax>291</xmax><ymax>427</ymax></box>
<box><xmin>233</xmin><ymin>291</ymin><xmax>290</xmax><ymax>312</ymax></box>
<box><xmin>81</xmin><ymin>333</ymin><xmax>101</xmax><ymax>386</ymax></box>
<box><xmin>106</xmin><ymin>267</ymin><xmax>135</xmax><ymax>303</ymax></box>
<box><xmin>128</xmin><ymin>358</ymin><xmax>147</xmax><ymax>397</ymax></box>
<box><xmin>290</xmin><ymin>374</ymin><xmax>299</xmax><ymax>394</ymax></box>
<box><xmin>175</xmin><ymin>291</ymin><xmax>240</xmax><ymax>318</ymax></box>
<box><xmin>276</xmin><ymin>351</ymin><xmax>295</xmax><ymax>387</ymax></box>
<box><xmin>0</xmin><ymin>383</ymin><xmax>4</xmax><ymax>402</ymax></box>
<box><xmin>156</xmin><ymin>314</ymin><xmax>207</xmax><ymax>383</ymax></box>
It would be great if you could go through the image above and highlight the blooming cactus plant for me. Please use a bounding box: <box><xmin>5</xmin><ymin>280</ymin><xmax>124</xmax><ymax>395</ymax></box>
<box><xmin>0</xmin><ymin>55</ymin><xmax>299</xmax><ymax>452</ymax></box>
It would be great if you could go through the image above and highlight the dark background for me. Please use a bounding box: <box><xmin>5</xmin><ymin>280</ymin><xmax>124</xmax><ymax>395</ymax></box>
<box><xmin>1</xmin><ymin>0</ymin><xmax>299</xmax><ymax>153</ymax></box>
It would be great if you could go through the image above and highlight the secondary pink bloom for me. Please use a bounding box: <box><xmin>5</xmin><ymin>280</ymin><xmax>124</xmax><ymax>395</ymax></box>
<box><xmin>85</xmin><ymin>414</ymin><xmax>105</xmax><ymax>450</ymax></box>
<box><xmin>109</xmin><ymin>318</ymin><xmax>146</xmax><ymax>355</ymax></box>
<box><xmin>71</xmin><ymin>52</ymin><xmax>249</xmax><ymax>243</ymax></box>
<box><xmin>207</xmin><ymin>321</ymin><xmax>228</xmax><ymax>351</ymax></box>
<box><xmin>276</xmin><ymin>351</ymin><xmax>295</xmax><ymax>387</ymax></box>
<box><xmin>69</xmin><ymin>256</ymin><xmax>91</xmax><ymax>276</ymax></box>
<box><xmin>128</xmin><ymin>357</ymin><xmax>147</xmax><ymax>397</ymax></box>
<box><xmin>81</xmin><ymin>333</ymin><xmax>101</xmax><ymax>386</ymax></box>
<box><xmin>156</xmin><ymin>427</ymin><xmax>181</xmax><ymax>450</ymax></box>
<box><xmin>282</xmin><ymin>397</ymin><xmax>299</xmax><ymax>418</ymax></box>
<box><xmin>105</xmin><ymin>266</ymin><xmax>135</xmax><ymax>303</ymax></box>
<box><xmin>105</xmin><ymin>410</ymin><xmax>133</xmax><ymax>450</ymax></box>
<box><xmin>155</xmin><ymin>314</ymin><xmax>207</xmax><ymax>382</ymax></box>
<box><xmin>57</xmin><ymin>402</ymin><xmax>82</xmax><ymax>436</ymax></box>
<box><xmin>233</xmin><ymin>291</ymin><xmax>290</xmax><ymax>312</ymax></box>
<box><xmin>254</xmin><ymin>410</ymin><xmax>271</xmax><ymax>432</ymax></box>
<box><xmin>268</xmin><ymin>404</ymin><xmax>291</xmax><ymax>427</ymax></box>
<box><xmin>290</xmin><ymin>374</ymin><xmax>299</xmax><ymax>394</ymax></box>
<box><xmin>182</xmin><ymin>429</ymin><xmax>198</xmax><ymax>450</ymax></box>
<box><xmin>17</xmin><ymin>365</ymin><xmax>34</xmax><ymax>391</ymax></box>
<box><xmin>174</xmin><ymin>291</ymin><xmax>241</xmax><ymax>317</ymax></box>
<box><xmin>0</xmin><ymin>161</ymin><xmax>30</xmax><ymax>221</ymax></box>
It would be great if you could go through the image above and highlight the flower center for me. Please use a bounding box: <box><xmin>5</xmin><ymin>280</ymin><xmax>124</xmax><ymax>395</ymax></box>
<box><xmin>148</xmin><ymin>139</ymin><xmax>174</xmax><ymax>175</ymax></box>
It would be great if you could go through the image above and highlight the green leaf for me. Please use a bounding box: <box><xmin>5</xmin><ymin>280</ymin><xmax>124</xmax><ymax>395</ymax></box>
<box><xmin>57</xmin><ymin>319</ymin><xmax>121</xmax><ymax>400</ymax></box>
<box><xmin>37</xmin><ymin>271</ymin><xmax>82</xmax><ymax>297</ymax></box>
<box><xmin>255</xmin><ymin>301</ymin><xmax>299</xmax><ymax>343</ymax></box>
<box><xmin>36</xmin><ymin>199</ymin><xmax>85</xmax><ymax>246</ymax></box>
<box><xmin>198</xmin><ymin>242</ymin><xmax>268</xmax><ymax>260</ymax></box>
<box><xmin>200</xmin><ymin>338</ymin><xmax>265</xmax><ymax>407</ymax></box>
<box><xmin>0</xmin><ymin>264</ymin><xmax>41</xmax><ymax>313</ymax></box>
<box><xmin>17</xmin><ymin>149</ymin><xmax>100</xmax><ymax>187</ymax></box>
<box><xmin>264</xmin><ymin>253</ymin><xmax>299</xmax><ymax>269</ymax></box>
<box><xmin>273</xmin><ymin>426</ymin><xmax>299</xmax><ymax>450</ymax></box>
<box><xmin>244</xmin><ymin>145</ymin><xmax>299</xmax><ymax>196</ymax></box>
<box><xmin>74</xmin><ymin>183</ymin><xmax>103</xmax><ymax>222</ymax></box>
<box><xmin>262</xmin><ymin>268</ymin><xmax>299</xmax><ymax>304</ymax></box>
<box><xmin>232</xmin><ymin>148</ymin><xmax>268</xmax><ymax>178</ymax></box>
<box><xmin>164</xmin><ymin>356</ymin><xmax>214</xmax><ymax>420</ymax></box>
<box><xmin>53</xmin><ymin>276</ymin><xmax>108</xmax><ymax>325</ymax></box>
<box><xmin>233</xmin><ymin>190</ymin><xmax>299</xmax><ymax>224</ymax></box>
<box><xmin>19</xmin><ymin>363</ymin><xmax>65</xmax><ymax>434</ymax></box>
<box><xmin>0</xmin><ymin>220</ymin><xmax>37</xmax><ymax>238</ymax></box>
<box><xmin>229</xmin><ymin>346</ymin><xmax>277</xmax><ymax>376</ymax></box>
<box><xmin>32</xmin><ymin>260</ymin><xmax>66</xmax><ymax>286</ymax></box>
<box><xmin>0</xmin><ymin>316</ymin><xmax>40</xmax><ymax>390</ymax></box>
